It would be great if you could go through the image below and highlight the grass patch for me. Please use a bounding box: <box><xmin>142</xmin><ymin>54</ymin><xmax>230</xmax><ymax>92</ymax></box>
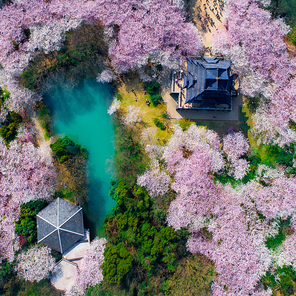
<box><xmin>35</xmin><ymin>101</ymin><xmax>52</xmax><ymax>138</ymax></box>
<box><xmin>53</xmin><ymin>188</ymin><xmax>75</xmax><ymax>203</ymax></box>
<box><xmin>116</xmin><ymin>73</ymin><xmax>172</xmax><ymax>142</ymax></box>
<box><xmin>265</xmin><ymin>217</ymin><xmax>293</xmax><ymax>250</ymax></box>
<box><xmin>178</xmin><ymin>118</ymin><xmax>194</xmax><ymax>131</ymax></box>
<box><xmin>161</xmin><ymin>254</ymin><xmax>216</xmax><ymax>296</ymax></box>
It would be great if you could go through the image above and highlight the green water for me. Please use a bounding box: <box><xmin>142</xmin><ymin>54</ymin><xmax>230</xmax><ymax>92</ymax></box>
<box><xmin>44</xmin><ymin>79</ymin><xmax>115</xmax><ymax>238</ymax></box>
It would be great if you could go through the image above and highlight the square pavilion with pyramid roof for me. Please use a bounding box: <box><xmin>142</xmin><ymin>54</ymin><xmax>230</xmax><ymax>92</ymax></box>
<box><xmin>37</xmin><ymin>198</ymin><xmax>84</xmax><ymax>254</ymax></box>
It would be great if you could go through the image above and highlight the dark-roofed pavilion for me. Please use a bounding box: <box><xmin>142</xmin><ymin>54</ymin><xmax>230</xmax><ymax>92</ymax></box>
<box><xmin>37</xmin><ymin>198</ymin><xmax>84</xmax><ymax>254</ymax></box>
<box><xmin>173</xmin><ymin>56</ymin><xmax>236</xmax><ymax>110</ymax></box>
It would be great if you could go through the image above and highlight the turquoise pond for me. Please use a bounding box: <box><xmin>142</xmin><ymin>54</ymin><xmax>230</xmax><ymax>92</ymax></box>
<box><xmin>44</xmin><ymin>79</ymin><xmax>115</xmax><ymax>238</ymax></box>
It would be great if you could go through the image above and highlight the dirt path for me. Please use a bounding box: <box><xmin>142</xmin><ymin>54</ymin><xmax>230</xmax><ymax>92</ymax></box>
<box><xmin>26</xmin><ymin>105</ymin><xmax>48</xmax><ymax>146</ymax></box>
<box><xmin>186</xmin><ymin>0</ymin><xmax>226</xmax><ymax>49</ymax></box>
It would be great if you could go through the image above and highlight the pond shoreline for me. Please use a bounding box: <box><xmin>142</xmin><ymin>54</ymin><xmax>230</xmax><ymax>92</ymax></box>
<box><xmin>43</xmin><ymin>78</ymin><xmax>115</xmax><ymax>239</ymax></box>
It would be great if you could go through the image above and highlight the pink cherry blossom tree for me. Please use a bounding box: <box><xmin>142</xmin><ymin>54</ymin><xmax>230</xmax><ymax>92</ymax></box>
<box><xmin>0</xmin><ymin>139</ymin><xmax>56</xmax><ymax>265</ymax></box>
<box><xmin>137</xmin><ymin>162</ymin><xmax>171</xmax><ymax>198</ymax></box>
<box><xmin>97</xmin><ymin>69</ymin><xmax>116</xmax><ymax>84</ymax></box>
<box><xmin>142</xmin><ymin>124</ymin><xmax>296</xmax><ymax>295</ymax></box>
<box><xmin>0</xmin><ymin>0</ymin><xmax>202</xmax><ymax>113</ymax></box>
<box><xmin>107</xmin><ymin>98</ymin><xmax>121</xmax><ymax>115</ymax></box>
<box><xmin>222</xmin><ymin>132</ymin><xmax>250</xmax><ymax>180</ymax></box>
<box><xmin>66</xmin><ymin>238</ymin><xmax>107</xmax><ymax>296</ymax></box>
<box><xmin>15</xmin><ymin>244</ymin><xmax>55</xmax><ymax>282</ymax></box>
<box><xmin>212</xmin><ymin>0</ymin><xmax>296</xmax><ymax>146</ymax></box>
<box><xmin>122</xmin><ymin>105</ymin><xmax>142</xmax><ymax>126</ymax></box>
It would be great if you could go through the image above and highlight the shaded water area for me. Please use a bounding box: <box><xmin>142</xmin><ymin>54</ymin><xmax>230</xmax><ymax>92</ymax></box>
<box><xmin>44</xmin><ymin>79</ymin><xmax>115</xmax><ymax>238</ymax></box>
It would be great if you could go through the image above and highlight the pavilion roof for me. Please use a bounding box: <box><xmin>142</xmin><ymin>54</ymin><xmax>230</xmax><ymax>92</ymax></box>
<box><xmin>184</xmin><ymin>56</ymin><xmax>234</xmax><ymax>107</ymax></box>
<box><xmin>37</xmin><ymin>198</ymin><xmax>84</xmax><ymax>254</ymax></box>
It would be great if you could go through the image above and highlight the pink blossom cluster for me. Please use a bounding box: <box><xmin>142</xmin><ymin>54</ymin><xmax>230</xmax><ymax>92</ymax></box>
<box><xmin>213</xmin><ymin>0</ymin><xmax>292</xmax><ymax>84</ymax></box>
<box><xmin>0</xmin><ymin>139</ymin><xmax>56</xmax><ymax>265</ymax></box>
<box><xmin>163</xmin><ymin>124</ymin><xmax>225</xmax><ymax>174</ymax></box>
<box><xmin>137</xmin><ymin>163</ymin><xmax>171</xmax><ymax>198</ymax></box>
<box><xmin>66</xmin><ymin>238</ymin><xmax>107</xmax><ymax>296</ymax></box>
<box><xmin>107</xmin><ymin>98</ymin><xmax>121</xmax><ymax>115</ymax></box>
<box><xmin>223</xmin><ymin>131</ymin><xmax>249</xmax><ymax>161</ymax></box>
<box><xmin>266</xmin><ymin>78</ymin><xmax>296</xmax><ymax>144</ymax></box>
<box><xmin>163</xmin><ymin>125</ymin><xmax>224</xmax><ymax>229</ymax></box>
<box><xmin>249</xmin><ymin>177</ymin><xmax>296</xmax><ymax>221</ymax></box>
<box><xmin>0</xmin><ymin>0</ymin><xmax>202</xmax><ymax>85</ymax></box>
<box><xmin>122</xmin><ymin>105</ymin><xmax>142</xmax><ymax>126</ymax></box>
<box><xmin>223</xmin><ymin>132</ymin><xmax>250</xmax><ymax>180</ymax></box>
<box><xmin>15</xmin><ymin>245</ymin><xmax>55</xmax><ymax>282</ymax></box>
<box><xmin>213</xmin><ymin>0</ymin><xmax>296</xmax><ymax>145</ymax></box>
<box><xmin>156</xmin><ymin>125</ymin><xmax>296</xmax><ymax>295</ymax></box>
<box><xmin>97</xmin><ymin>69</ymin><xmax>116</xmax><ymax>84</ymax></box>
<box><xmin>0</xmin><ymin>71</ymin><xmax>42</xmax><ymax>118</ymax></box>
<box><xmin>0</xmin><ymin>0</ymin><xmax>202</xmax><ymax>112</ymax></box>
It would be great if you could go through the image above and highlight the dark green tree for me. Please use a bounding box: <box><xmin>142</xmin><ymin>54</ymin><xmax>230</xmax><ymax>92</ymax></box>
<box><xmin>14</xmin><ymin>200</ymin><xmax>48</xmax><ymax>245</ymax></box>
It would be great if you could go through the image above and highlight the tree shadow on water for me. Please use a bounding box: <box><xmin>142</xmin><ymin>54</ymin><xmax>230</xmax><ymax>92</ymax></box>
<box><xmin>43</xmin><ymin>78</ymin><xmax>113</xmax><ymax>124</ymax></box>
<box><xmin>83</xmin><ymin>176</ymin><xmax>111</xmax><ymax>240</ymax></box>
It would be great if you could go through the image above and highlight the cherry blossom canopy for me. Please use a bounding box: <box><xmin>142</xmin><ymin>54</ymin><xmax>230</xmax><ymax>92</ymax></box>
<box><xmin>183</xmin><ymin>56</ymin><xmax>235</xmax><ymax>108</ymax></box>
<box><xmin>37</xmin><ymin>198</ymin><xmax>84</xmax><ymax>254</ymax></box>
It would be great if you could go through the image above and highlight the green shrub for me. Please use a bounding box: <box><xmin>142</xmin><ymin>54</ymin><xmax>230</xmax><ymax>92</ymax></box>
<box><xmin>161</xmin><ymin>254</ymin><xmax>215</xmax><ymax>296</ymax></box>
<box><xmin>150</xmin><ymin>94</ymin><xmax>162</xmax><ymax>107</ymax></box>
<box><xmin>144</xmin><ymin>81</ymin><xmax>161</xmax><ymax>95</ymax></box>
<box><xmin>245</xmin><ymin>96</ymin><xmax>260</xmax><ymax>113</ymax></box>
<box><xmin>116</xmin><ymin>93</ymin><xmax>123</xmax><ymax>101</ymax></box>
<box><xmin>113</xmin><ymin>121</ymin><xmax>148</xmax><ymax>185</ymax></box>
<box><xmin>59</xmin><ymin>155</ymin><xmax>69</xmax><ymax>163</ymax></box>
<box><xmin>155</xmin><ymin>64</ymin><xmax>163</xmax><ymax>71</ymax></box>
<box><xmin>44</xmin><ymin>132</ymin><xmax>50</xmax><ymax>140</ymax></box>
<box><xmin>51</xmin><ymin>250</ymin><xmax>63</xmax><ymax>263</ymax></box>
<box><xmin>214</xmin><ymin>173</ymin><xmax>237</xmax><ymax>186</ymax></box>
<box><xmin>103</xmin><ymin>183</ymin><xmax>180</xmax><ymax>287</ymax></box>
<box><xmin>0</xmin><ymin>112</ymin><xmax>22</xmax><ymax>144</ymax></box>
<box><xmin>261</xmin><ymin>265</ymin><xmax>296</xmax><ymax>295</ymax></box>
<box><xmin>37</xmin><ymin>101</ymin><xmax>52</xmax><ymax>135</ymax></box>
<box><xmin>80</xmin><ymin>147</ymin><xmax>88</xmax><ymax>159</ymax></box>
<box><xmin>289</xmin><ymin>119</ymin><xmax>296</xmax><ymax>131</ymax></box>
<box><xmin>50</xmin><ymin>136</ymin><xmax>87</xmax><ymax>163</ymax></box>
<box><xmin>53</xmin><ymin>188</ymin><xmax>75</xmax><ymax>201</ymax></box>
<box><xmin>287</xmin><ymin>25</ymin><xmax>296</xmax><ymax>45</ymax></box>
<box><xmin>0</xmin><ymin>87</ymin><xmax>9</xmax><ymax>111</ymax></box>
<box><xmin>0</xmin><ymin>260</ymin><xmax>14</xmax><ymax>283</ymax></box>
<box><xmin>102</xmin><ymin>243</ymin><xmax>133</xmax><ymax>285</ymax></box>
<box><xmin>269</xmin><ymin>0</ymin><xmax>296</xmax><ymax>26</ymax></box>
<box><xmin>266</xmin><ymin>144</ymin><xmax>295</xmax><ymax>167</ymax></box>
<box><xmin>161</xmin><ymin>112</ymin><xmax>169</xmax><ymax>119</ymax></box>
<box><xmin>1</xmin><ymin>278</ymin><xmax>60</xmax><ymax>296</ymax></box>
<box><xmin>153</xmin><ymin>118</ymin><xmax>166</xmax><ymax>130</ymax></box>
